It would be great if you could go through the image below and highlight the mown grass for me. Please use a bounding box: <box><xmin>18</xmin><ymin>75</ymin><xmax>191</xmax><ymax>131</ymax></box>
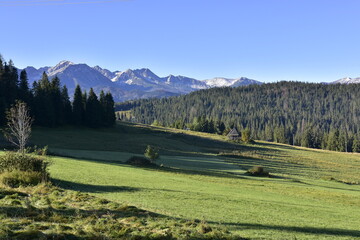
<box><xmin>28</xmin><ymin>122</ymin><xmax>360</xmax><ymax>182</ymax></box>
<box><xmin>47</xmin><ymin>155</ymin><xmax>360</xmax><ymax>240</ymax></box>
<box><xmin>0</xmin><ymin>184</ymin><xmax>240</xmax><ymax>239</ymax></box>
<box><xmin>1</xmin><ymin>122</ymin><xmax>359</xmax><ymax>239</ymax></box>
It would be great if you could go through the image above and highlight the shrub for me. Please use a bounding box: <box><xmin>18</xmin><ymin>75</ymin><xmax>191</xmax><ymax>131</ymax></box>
<box><xmin>241</xmin><ymin>129</ymin><xmax>251</xmax><ymax>143</ymax></box>
<box><xmin>0</xmin><ymin>152</ymin><xmax>50</xmax><ymax>184</ymax></box>
<box><xmin>246</xmin><ymin>166</ymin><xmax>269</xmax><ymax>177</ymax></box>
<box><xmin>29</xmin><ymin>145</ymin><xmax>48</xmax><ymax>156</ymax></box>
<box><xmin>0</xmin><ymin>170</ymin><xmax>43</xmax><ymax>188</ymax></box>
<box><xmin>0</xmin><ymin>152</ymin><xmax>49</xmax><ymax>173</ymax></box>
<box><xmin>144</xmin><ymin>145</ymin><xmax>159</xmax><ymax>162</ymax></box>
<box><xmin>126</xmin><ymin>156</ymin><xmax>154</xmax><ymax>166</ymax></box>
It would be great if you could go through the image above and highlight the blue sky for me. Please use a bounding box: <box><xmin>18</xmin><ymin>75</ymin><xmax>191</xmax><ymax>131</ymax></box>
<box><xmin>1</xmin><ymin>0</ymin><xmax>359</xmax><ymax>82</ymax></box>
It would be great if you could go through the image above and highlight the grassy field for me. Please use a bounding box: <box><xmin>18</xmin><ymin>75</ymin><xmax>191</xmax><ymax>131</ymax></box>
<box><xmin>30</xmin><ymin>122</ymin><xmax>360</xmax><ymax>182</ymax></box>
<box><xmin>0</xmin><ymin>184</ymin><xmax>238</xmax><ymax>239</ymax></box>
<box><xmin>2</xmin><ymin>122</ymin><xmax>359</xmax><ymax>239</ymax></box>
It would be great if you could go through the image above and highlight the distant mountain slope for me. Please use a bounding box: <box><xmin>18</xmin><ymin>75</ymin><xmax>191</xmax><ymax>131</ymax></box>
<box><xmin>331</xmin><ymin>77</ymin><xmax>360</xmax><ymax>84</ymax></box>
<box><xmin>22</xmin><ymin>60</ymin><xmax>263</xmax><ymax>101</ymax></box>
<box><xmin>118</xmin><ymin>81</ymin><xmax>360</xmax><ymax>153</ymax></box>
<box><xmin>204</xmin><ymin>77</ymin><xmax>262</xmax><ymax>87</ymax></box>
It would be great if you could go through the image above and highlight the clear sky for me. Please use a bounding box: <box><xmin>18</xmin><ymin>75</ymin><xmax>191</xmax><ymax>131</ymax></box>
<box><xmin>1</xmin><ymin>0</ymin><xmax>359</xmax><ymax>82</ymax></box>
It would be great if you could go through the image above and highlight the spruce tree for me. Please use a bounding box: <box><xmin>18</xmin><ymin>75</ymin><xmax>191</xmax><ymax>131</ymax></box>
<box><xmin>18</xmin><ymin>69</ymin><xmax>32</xmax><ymax>104</ymax></box>
<box><xmin>104</xmin><ymin>92</ymin><xmax>115</xmax><ymax>126</ymax></box>
<box><xmin>72</xmin><ymin>85</ymin><xmax>84</xmax><ymax>125</ymax></box>
<box><xmin>61</xmin><ymin>86</ymin><xmax>72</xmax><ymax>125</ymax></box>
<box><xmin>50</xmin><ymin>76</ymin><xmax>63</xmax><ymax>125</ymax></box>
<box><xmin>0</xmin><ymin>57</ymin><xmax>5</xmax><ymax>125</ymax></box>
<box><xmin>33</xmin><ymin>72</ymin><xmax>56</xmax><ymax>126</ymax></box>
<box><xmin>99</xmin><ymin>90</ymin><xmax>106</xmax><ymax>126</ymax></box>
<box><xmin>85</xmin><ymin>88</ymin><xmax>101</xmax><ymax>128</ymax></box>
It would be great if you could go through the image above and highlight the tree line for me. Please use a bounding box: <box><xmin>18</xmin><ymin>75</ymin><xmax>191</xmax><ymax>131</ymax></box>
<box><xmin>0</xmin><ymin>56</ymin><xmax>115</xmax><ymax>128</ymax></box>
<box><xmin>116</xmin><ymin>81</ymin><xmax>360</xmax><ymax>152</ymax></box>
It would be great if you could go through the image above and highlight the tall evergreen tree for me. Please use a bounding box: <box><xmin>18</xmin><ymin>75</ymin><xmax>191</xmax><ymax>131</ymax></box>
<box><xmin>352</xmin><ymin>134</ymin><xmax>360</xmax><ymax>152</ymax></box>
<box><xmin>327</xmin><ymin>129</ymin><xmax>340</xmax><ymax>151</ymax></box>
<box><xmin>85</xmin><ymin>88</ymin><xmax>101</xmax><ymax>128</ymax></box>
<box><xmin>72</xmin><ymin>85</ymin><xmax>84</xmax><ymax>125</ymax></box>
<box><xmin>18</xmin><ymin>70</ymin><xmax>32</xmax><ymax>104</ymax></box>
<box><xmin>99</xmin><ymin>90</ymin><xmax>106</xmax><ymax>125</ymax></box>
<box><xmin>61</xmin><ymin>86</ymin><xmax>72</xmax><ymax>125</ymax></box>
<box><xmin>32</xmin><ymin>72</ymin><xmax>56</xmax><ymax>126</ymax></box>
<box><xmin>104</xmin><ymin>92</ymin><xmax>115</xmax><ymax>126</ymax></box>
<box><xmin>0</xmin><ymin>57</ymin><xmax>6</xmax><ymax>125</ymax></box>
<box><xmin>50</xmin><ymin>76</ymin><xmax>63</xmax><ymax>125</ymax></box>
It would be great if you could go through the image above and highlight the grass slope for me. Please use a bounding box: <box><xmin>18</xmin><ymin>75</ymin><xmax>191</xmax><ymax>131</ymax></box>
<box><xmin>2</xmin><ymin>122</ymin><xmax>359</xmax><ymax>239</ymax></box>
<box><xmin>30</xmin><ymin>122</ymin><xmax>360</xmax><ymax>182</ymax></box>
<box><xmin>0</xmin><ymin>184</ymin><xmax>240</xmax><ymax>239</ymax></box>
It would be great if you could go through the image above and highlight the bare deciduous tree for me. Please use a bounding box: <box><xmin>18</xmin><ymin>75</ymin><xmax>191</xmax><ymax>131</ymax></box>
<box><xmin>4</xmin><ymin>101</ymin><xmax>33</xmax><ymax>153</ymax></box>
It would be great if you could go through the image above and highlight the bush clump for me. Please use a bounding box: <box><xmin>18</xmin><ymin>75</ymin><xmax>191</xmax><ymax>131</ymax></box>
<box><xmin>126</xmin><ymin>156</ymin><xmax>154</xmax><ymax>167</ymax></box>
<box><xmin>0</xmin><ymin>170</ymin><xmax>43</xmax><ymax>188</ymax></box>
<box><xmin>0</xmin><ymin>151</ymin><xmax>50</xmax><ymax>187</ymax></box>
<box><xmin>246</xmin><ymin>166</ymin><xmax>269</xmax><ymax>177</ymax></box>
<box><xmin>144</xmin><ymin>145</ymin><xmax>159</xmax><ymax>163</ymax></box>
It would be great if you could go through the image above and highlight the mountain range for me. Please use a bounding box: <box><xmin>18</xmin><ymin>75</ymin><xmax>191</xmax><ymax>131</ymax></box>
<box><xmin>21</xmin><ymin>61</ymin><xmax>262</xmax><ymax>102</ymax></box>
<box><xmin>21</xmin><ymin>60</ymin><xmax>359</xmax><ymax>102</ymax></box>
<box><xmin>332</xmin><ymin>77</ymin><xmax>360</xmax><ymax>84</ymax></box>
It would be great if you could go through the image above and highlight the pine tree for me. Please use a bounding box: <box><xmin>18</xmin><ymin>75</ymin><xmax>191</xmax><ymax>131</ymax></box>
<box><xmin>0</xmin><ymin>57</ymin><xmax>6</xmax><ymax>125</ymax></box>
<box><xmin>104</xmin><ymin>92</ymin><xmax>115</xmax><ymax>126</ymax></box>
<box><xmin>301</xmin><ymin>128</ymin><xmax>312</xmax><ymax>148</ymax></box>
<box><xmin>216</xmin><ymin>120</ymin><xmax>225</xmax><ymax>135</ymax></box>
<box><xmin>352</xmin><ymin>134</ymin><xmax>360</xmax><ymax>152</ymax></box>
<box><xmin>82</xmin><ymin>91</ymin><xmax>87</xmax><ymax>123</ymax></box>
<box><xmin>99</xmin><ymin>90</ymin><xmax>106</xmax><ymax>125</ymax></box>
<box><xmin>61</xmin><ymin>86</ymin><xmax>72</xmax><ymax>125</ymax></box>
<box><xmin>50</xmin><ymin>76</ymin><xmax>63</xmax><ymax>125</ymax></box>
<box><xmin>33</xmin><ymin>72</ymin><xmax>56</xmax><ymax>126</ymax></box>
<box><xmin>72</xmin><ymin>85</ymin><xmax>84</xmax><ymax>125</ymax></box>
<box><xmin>85</xmin><ymin>88</ymin><xmax>101</xmax><ymax>127</ymax></box>
<box><xmin>327</xmin><ymin>129</ymin><xmax>340</xmax><ymax>151</ymax></box>
<box><xmin>18</xmin><ymin>70</ymin><xmax>32</xmax><ymax>104</ymax></box>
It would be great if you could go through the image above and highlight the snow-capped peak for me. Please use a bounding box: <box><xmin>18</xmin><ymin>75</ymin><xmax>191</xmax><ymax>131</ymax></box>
<box><xmin>332</xmin><ymin>76</ymin><xmax>360</xmax><ymax>84</ymax></box>
<box><xmin>48</xmin><ymin>60</ymin><xmax>74</xmax><ymax>75</ymax></box>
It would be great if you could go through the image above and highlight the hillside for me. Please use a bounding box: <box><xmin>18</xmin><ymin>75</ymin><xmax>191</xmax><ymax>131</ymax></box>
<box><xmin>117</xmin><ymin>81</ymin><xmax>360</xmax><ymax>153</ymax></box>
<box><xmin>1</xmin><ymin>122</ymin><xmax>358</xmax><ymax>239</ymax></box>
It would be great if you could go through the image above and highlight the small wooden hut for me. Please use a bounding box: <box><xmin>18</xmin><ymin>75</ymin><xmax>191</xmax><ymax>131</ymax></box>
<box><xmin>227</xmin><ymin>128</ymin><xmax>240</xmax><ymax>140</ymax></box>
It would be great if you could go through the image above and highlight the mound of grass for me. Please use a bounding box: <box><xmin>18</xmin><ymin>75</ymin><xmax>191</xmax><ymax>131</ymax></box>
<box><xmin>126</xmin><ymin>156</ymin><xmax>155</xmax><ymax>167</ymax></box>
<box><xmin>323</xmin><ymin>176</ymin><xmax>360</xmax><ymax>185</ymax></box>
<box><xmin>246</xmin><ymin>166</ymin><xmax>270</xmax><ymax>177</ymax></box>
<box><xmin>0</xmin><ymin>184</ymin><xmax>243</xmax><ymax>240</ymax></box>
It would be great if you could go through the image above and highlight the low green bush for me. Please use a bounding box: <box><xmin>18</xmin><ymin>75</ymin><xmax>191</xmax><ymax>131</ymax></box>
<box><xmin>0</xmin><ymin>170</ymin><xmax>43</xmax><ymax>188</ymax></box>
<box><xmin>144</xmin><ymin>145</ymin><xmax>159</xmax><ymax>162</ymax></box>
<box><xmin>28</xmin><ymin>145</ymin><xmax>48</xmax><ymax>156</ymax></box>
<box><xmin>246</xmin><ymin>166</ymin><xmax>269</xmax><ymax>177</ymax></box>
<box><xmin>0</xmin><ymin>152</ymin><xmax>49</xmax><ymax>174</ymax></box>
<box><xmin>0</xmin><ymin>152</ymin><xmax>50</xmax><ymax>187</ymax></box>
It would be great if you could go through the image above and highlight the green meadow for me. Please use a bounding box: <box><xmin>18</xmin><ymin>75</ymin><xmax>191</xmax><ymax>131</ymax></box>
<box><xmin>4</xmin><ymin>122</ymin><xmax>360</xmax><ymax>239</ymax></box>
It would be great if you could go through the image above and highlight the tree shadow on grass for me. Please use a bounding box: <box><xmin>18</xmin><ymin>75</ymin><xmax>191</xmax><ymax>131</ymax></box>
<box><xmin>52</xmin><ymin>179</ymin><xmax>140</xmax><ymax>193</ymax></box>
<box><xmin>217</xmin><ymin>222</ymin><xmax>360</xmax><ymax>238</ymax></box>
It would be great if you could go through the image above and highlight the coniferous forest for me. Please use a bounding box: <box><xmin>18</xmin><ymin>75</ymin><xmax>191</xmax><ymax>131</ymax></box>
<box><xmin>116</xmin><ymin>81</ymin><xmax>360</xmax><ymax>152</ymax></box>
<box><xmin>0</xmin><ymin>57</ymin><xmax>115</xmax><ymax>128</ymax></box>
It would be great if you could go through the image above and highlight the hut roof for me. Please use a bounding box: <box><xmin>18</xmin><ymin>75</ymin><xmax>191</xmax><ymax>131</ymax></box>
<box><xmin>227</xmin><ymin>128</ymin><xmax>239</xmax><ymax>136</ymax></box>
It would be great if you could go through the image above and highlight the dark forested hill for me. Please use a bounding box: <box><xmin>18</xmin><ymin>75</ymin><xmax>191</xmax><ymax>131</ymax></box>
<box><xmin>117</xmin><ymin>81</ymin><xmax>360</xmax><ymax>152</ymax></box>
